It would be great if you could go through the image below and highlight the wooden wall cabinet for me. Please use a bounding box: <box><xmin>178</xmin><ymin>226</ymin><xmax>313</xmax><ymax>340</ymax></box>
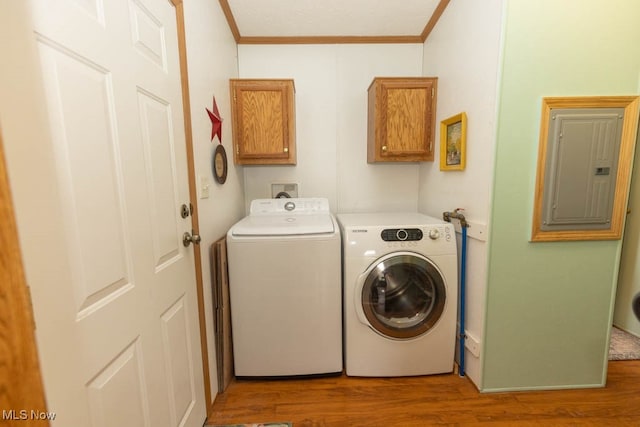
<box><xmin>367</xmin><ymin>77</ymin><xmax>437</xmax><ymax>162</ymax></box>
<box><xmin>230</xmin><ymin>79</ymin><xmax>296</xmax><ymax>165</ymax></box>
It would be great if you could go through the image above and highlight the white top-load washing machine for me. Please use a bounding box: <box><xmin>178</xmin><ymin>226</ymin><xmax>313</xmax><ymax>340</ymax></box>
<box><xmin>227</xmin><ymin>198</ymin><xmax>342</xmax><ymax>377</ymax></box>
<box><xmin>338</xmin><ymin>212</ymin><xmax>458</xmax><ymax>377</ymax></box>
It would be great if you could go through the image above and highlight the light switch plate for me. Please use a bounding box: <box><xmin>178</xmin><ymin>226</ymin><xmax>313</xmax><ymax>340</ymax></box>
<box><xmin>199</xmin><ymin>175</ymin><xmax>211</xmax><ymax>199</ymax></box>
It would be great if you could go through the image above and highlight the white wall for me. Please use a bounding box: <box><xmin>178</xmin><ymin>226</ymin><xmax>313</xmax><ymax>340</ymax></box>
<box><xmin>419</xmin><ymin>0</ymin><xmax>504</xmax><ymax>387</ymax></box>
<box><xmin>237</xmin><ymin>44</ymin><xmax>424</xmax><ymax>214</ymax></box>
<box><xmin>182</xmin><ymin>0</ymin><xmax>244</xmax><ymax>398</ymax></box>
<box><xmin>236</xmin><ymin>39</ymin><xmax>500</xmax><ymax>384</ymax></box>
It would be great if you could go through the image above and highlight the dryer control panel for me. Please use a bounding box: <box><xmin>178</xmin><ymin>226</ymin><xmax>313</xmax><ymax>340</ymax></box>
<box><xmin>381</xmin><ymin>228</ymin><xmax>423</xmax><ymax>241</ymax></box>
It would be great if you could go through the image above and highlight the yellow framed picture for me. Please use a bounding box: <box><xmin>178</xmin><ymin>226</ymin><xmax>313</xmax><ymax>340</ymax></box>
<box><xmin>440</xmin><ymin>112</ymin><xmax>467</xmax><ymax>171</ymax></box>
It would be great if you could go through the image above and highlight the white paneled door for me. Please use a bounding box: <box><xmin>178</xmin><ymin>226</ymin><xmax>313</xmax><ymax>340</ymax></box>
<box><xmin>27</xmin><ymin>0</ymin><xmax>205</xmax><ymax>425</ymax></box>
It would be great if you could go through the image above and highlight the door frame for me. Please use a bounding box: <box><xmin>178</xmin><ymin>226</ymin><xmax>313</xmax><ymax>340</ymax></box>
<box><xmin>171</xmin><ymin>0</ymin><xmax>213</xmax><ymax>412</ymax></box>
<box><xmin>0</xmin><ymin>0</ymin><xmax>213</xmax><ymax>420</ymax></box>
<box><xmin>0</xmin><ymin>131</ymin><xmax>50</xmax><ymax>425</ymax></box>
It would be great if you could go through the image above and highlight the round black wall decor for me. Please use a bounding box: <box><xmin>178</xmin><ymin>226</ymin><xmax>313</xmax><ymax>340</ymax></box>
<box><xmin>212</xmin><ymin>144</ymin><xmax>228</xmax><ymax>184</ymax></box>
<box><xmin>633</xmin><ymin>292</ymin><xmax>640</xmax><ymax>322</ymax></box>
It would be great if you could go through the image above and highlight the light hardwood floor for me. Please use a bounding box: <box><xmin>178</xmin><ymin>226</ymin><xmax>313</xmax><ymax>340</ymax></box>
<box><xmin>207</xmin><ymin>361</ymin><xmax>640</xmax><ymax>426</ymax></box>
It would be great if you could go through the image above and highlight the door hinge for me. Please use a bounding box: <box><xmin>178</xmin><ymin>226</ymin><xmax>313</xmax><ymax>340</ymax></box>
<box><xmin>432</xmin><ymin>87</ymin><xmax>435</xmax><ymax>97</ymax></box>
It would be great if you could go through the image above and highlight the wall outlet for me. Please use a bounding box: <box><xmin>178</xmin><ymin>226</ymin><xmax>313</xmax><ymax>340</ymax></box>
<box><xmin>271</xmin><ymin>183</ymin><xmax>298</xmax><ymax>198</ymax></box>
<box><xmin>464</xmin><ymin>330</ymin><xmax>481</xmax><ymax>358</ymax></box>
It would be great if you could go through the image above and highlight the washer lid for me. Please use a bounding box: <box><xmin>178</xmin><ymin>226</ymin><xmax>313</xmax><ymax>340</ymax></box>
<box><xmin>231</xmin><ymin>214</ymin><xmax>335</xmax><ymax>236</ymax></box>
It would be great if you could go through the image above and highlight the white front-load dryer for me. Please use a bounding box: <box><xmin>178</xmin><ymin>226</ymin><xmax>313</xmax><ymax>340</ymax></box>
<box><xmin>338</xmin><ymin>212</ymin><xmax>458</xmax><ymax>377</ymax></box>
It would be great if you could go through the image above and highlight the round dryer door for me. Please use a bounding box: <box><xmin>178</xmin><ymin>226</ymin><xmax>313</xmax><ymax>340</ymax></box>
<box><xmin>360</xmin><ymin>252</ymin><xmax>447</xmax><ymax>339</ymax></box>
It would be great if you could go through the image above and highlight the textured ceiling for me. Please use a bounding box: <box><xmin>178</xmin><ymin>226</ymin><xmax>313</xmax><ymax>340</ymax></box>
<box><xmin>220</xmin><ymin>0</ymin><xmax>449</xmax><ymax>43</ymax></box>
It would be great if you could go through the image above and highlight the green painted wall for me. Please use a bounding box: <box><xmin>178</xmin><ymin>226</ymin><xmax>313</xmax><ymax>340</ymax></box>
<box><xmin>482</xmin><ymin>0</ymin><xmax>640</xmax><ymax>391</ymax></box>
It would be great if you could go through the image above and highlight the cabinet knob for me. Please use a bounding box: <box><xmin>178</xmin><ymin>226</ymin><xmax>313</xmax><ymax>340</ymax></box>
<box><xmin>382</xmin><ymin>145</ymin><xmax>388</xmax><ymax>152</ymax></box>
<box><xmin>284</xmin><ymin>147</ymin><xmax>289</xmax><ymax>153</ymax></box>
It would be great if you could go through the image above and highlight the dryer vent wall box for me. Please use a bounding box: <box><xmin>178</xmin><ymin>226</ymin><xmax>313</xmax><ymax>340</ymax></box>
<box><xmin>271</xmin><ymin>183</ymin><xmax>298</xmax><ymax>198</ymax></box>
<box><xmin>541</xmin><ymin>107</ymin><xmax>624</xmax><ymax>231</ymax></box>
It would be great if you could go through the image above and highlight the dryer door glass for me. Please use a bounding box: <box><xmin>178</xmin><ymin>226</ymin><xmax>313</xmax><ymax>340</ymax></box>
<box><xmin>362</xmin><ymin>254</ymin><xmax>446</xmax><ymax>339</ymax></box>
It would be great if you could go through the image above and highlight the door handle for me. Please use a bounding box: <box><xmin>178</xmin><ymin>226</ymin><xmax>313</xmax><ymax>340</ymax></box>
<box><xmin>183</xmin><ymin>231</ymin><xmax>201</xmax><ymax>247</ymax></box>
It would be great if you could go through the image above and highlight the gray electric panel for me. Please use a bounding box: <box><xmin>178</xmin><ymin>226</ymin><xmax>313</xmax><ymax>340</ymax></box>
<box><xmin>541</xmin><ymin>107</ymin><xmax>624</xmax><ymax>231</ymax></box>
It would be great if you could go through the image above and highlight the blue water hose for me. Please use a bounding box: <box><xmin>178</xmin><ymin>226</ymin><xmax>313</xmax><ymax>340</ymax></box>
<box><xmin>459</xmin><ymin>226</ymin><xmax>468</xmax><ymax>377</ymax></box>
<box><xmin>442</xmin><ymin>210</ymin><xmax>469</xmax><ymax>378</ymax></box>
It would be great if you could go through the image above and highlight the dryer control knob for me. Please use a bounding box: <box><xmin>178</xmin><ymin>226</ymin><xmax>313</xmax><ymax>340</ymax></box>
<box><xmin>428</xmin><ymin>228</ymin><xmax>440</xmax><ymax>240</ymax></box>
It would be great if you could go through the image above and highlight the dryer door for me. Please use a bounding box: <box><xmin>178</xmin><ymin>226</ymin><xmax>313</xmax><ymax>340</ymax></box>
<box><xmin>360</xmin><ymin>252</ymin><xmax>447</xmax><ymax>339</ymax></box>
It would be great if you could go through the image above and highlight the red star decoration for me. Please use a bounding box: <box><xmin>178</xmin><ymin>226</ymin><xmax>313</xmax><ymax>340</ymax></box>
<box><xmin>206</xmin><ymin>96</ymin><xmax>223</xmax><ymax>143</ymax></box>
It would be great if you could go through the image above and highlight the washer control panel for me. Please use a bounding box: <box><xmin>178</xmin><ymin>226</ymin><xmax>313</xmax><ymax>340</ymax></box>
<box><xmin>250</xmin><ymin>198</ymin><xmax>330</xmax><ymax>215</ymax></box>
<box><xmin>381</xmin><ymin>228</ymin><xmax>423</xmax><ymax>242</ymax></box>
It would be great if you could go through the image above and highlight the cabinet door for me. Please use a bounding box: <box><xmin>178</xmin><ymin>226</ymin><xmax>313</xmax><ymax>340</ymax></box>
<box><xmin>230</xmin><ymin>79</ymin><xmax>296</xmax><ymax>165</ymax></box>
<box><xmin>368</xmin><ymin>78</ymin><xmax>437</xmax><ymax>162</ymax></box>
